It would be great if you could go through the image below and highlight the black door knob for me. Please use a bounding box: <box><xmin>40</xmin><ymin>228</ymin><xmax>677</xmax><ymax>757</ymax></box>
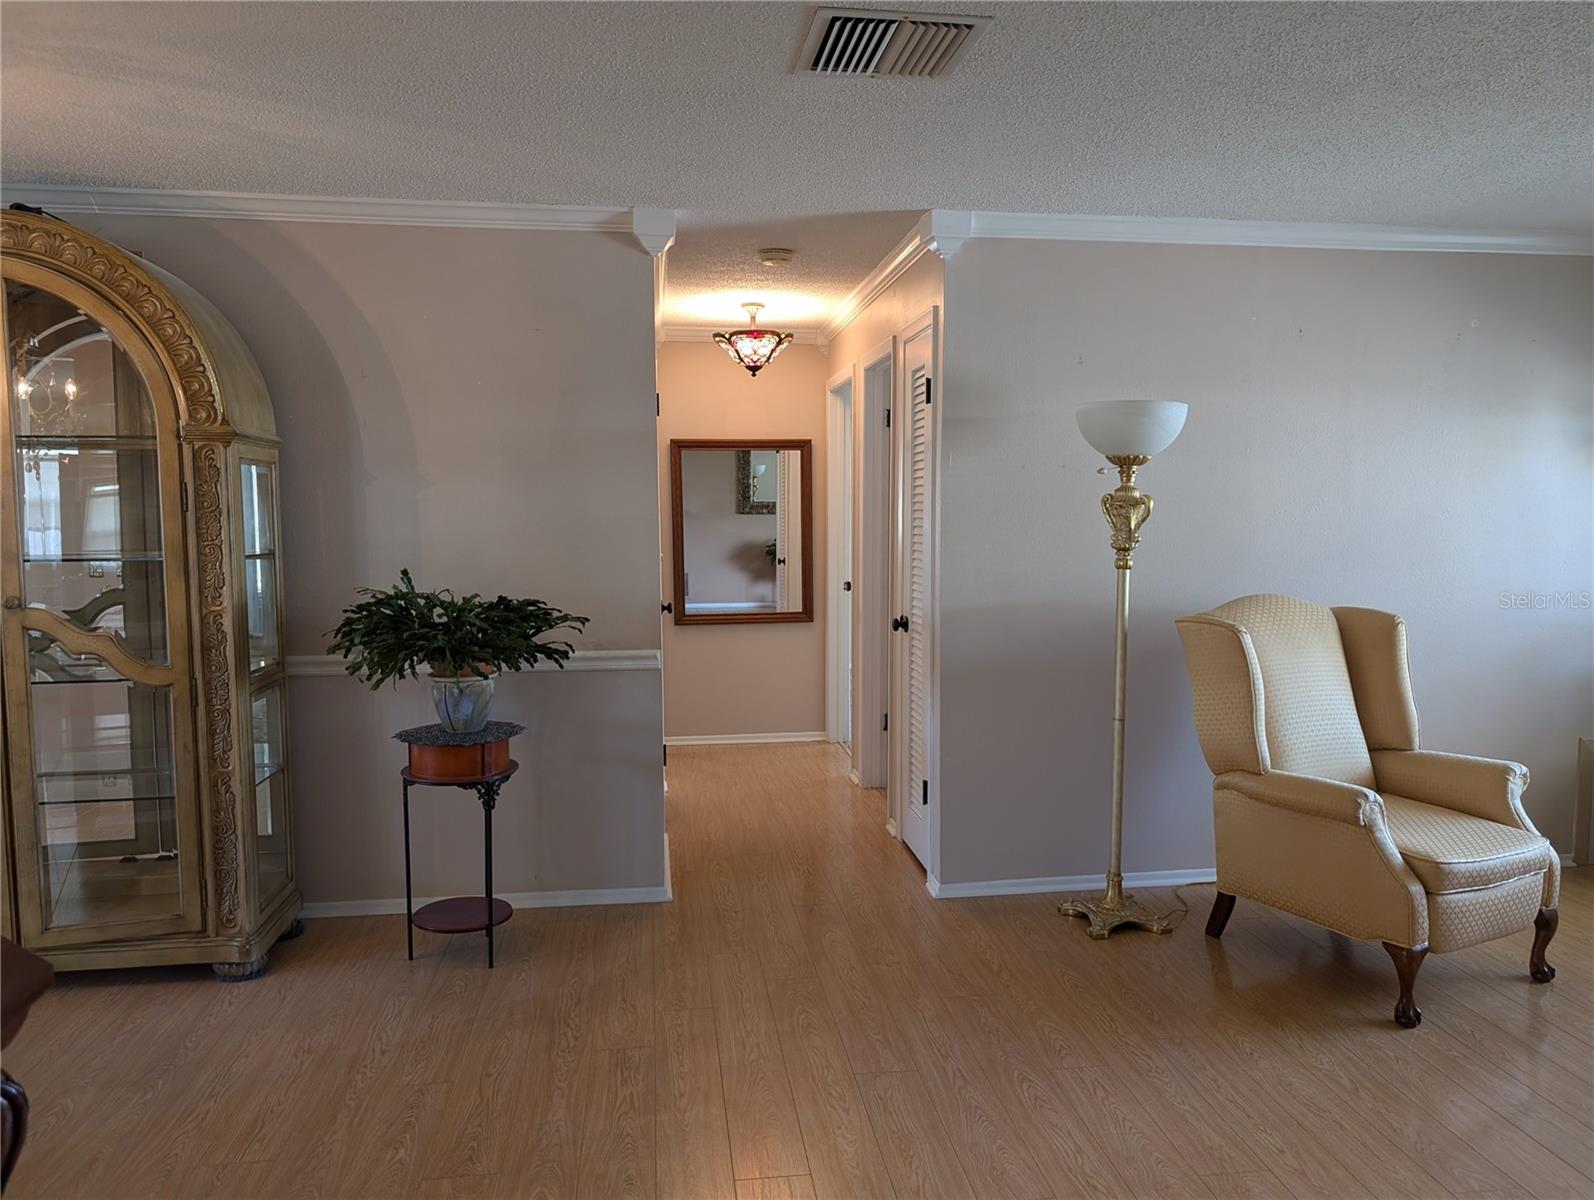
<box><xmin>891</xmin><ymin>615</ymin><xmax>909</xmax><ymax>632</ymax></box>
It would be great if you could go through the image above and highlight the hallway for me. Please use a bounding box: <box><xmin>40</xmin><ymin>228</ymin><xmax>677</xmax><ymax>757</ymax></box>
<box><xmin>5</xmin><ymin>743</ymin><xmax>1591</xmax><ymax>1199</ymax></box>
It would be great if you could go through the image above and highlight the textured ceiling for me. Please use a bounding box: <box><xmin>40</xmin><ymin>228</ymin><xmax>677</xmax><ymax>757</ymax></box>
<box><xmin>666</xmin><ymin>210</ymin><xmax>918</xmax><ymax>330</ymax></box>
<box><xmin>3</xmin><ymin>1</ymin><xmax>1589</xmax><ymax>329</ymax></box>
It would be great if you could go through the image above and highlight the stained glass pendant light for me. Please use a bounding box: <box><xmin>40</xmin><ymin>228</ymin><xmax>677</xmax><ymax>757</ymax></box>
<box><xmin>713</xmin><ymin>303</ymin><xmax>794</xmax><ymax>378</ymax></box>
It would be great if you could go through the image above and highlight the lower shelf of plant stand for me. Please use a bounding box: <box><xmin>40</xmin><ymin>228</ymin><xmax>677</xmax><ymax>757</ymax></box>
<box><xmin>411</xmin><ymin>896</ymin><xmax>512</xmax><ymax>934</ymax></box>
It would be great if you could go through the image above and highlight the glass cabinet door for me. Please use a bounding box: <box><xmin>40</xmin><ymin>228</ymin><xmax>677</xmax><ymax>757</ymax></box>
<box><xmin>242</xmin><ymin>456</ymin><xmax>290</xmax><ymax>907</ymax></box>
<box><xmin>251</xmin><ymin>685</ymin><xmax>289</xmax><ymax>904</ymax></box>
<box><xmin>28</xmin><ymin>642</ymin><xmax>182</xmax><ymax>929</ymax></box>
<box><xmin>240</xmin><ymin>460</ymin><xmax>279</xmax><ymax>672</ymax></box>
<box><xmin>3</xmin><ymin>277</ymin><xmax>201</xmax><ymax>943</ymax></box>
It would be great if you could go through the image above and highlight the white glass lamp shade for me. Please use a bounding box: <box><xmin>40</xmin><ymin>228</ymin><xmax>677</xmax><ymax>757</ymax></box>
<box><xmin>1076</xmin><ymin>401</ymin><xmax>1188</xmax><ymax>458</ymax></box>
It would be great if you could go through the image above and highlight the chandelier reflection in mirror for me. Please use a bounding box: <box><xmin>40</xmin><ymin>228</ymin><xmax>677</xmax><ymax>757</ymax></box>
<box><xmin>12</xmin><ymin>322</ymin><xmax>89</xmax><ymax>481</ymax></box>
<box><xmin>712</xmin><ymin>303</ymin><xmax>794</xmax><ymax>378</ymax></box>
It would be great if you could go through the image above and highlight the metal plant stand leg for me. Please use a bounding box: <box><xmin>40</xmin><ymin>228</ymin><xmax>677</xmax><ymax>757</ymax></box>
<box><xmin>403</xmin><ymin>779</ymin><xmax>414</xmax><ymax>962</ymax></box>
<box><xmin>479</xmin><ymin>780</ymin><xmax>500</xmax><ymax>969</ymax></box>
<box><xmin>395</xmin><ymin>732</ymin><xmax>519</xmax><ymax>968</ymax></box>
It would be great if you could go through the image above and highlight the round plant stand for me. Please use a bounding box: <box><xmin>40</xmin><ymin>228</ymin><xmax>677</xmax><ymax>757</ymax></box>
<box><xmin>394</xmin><ymin>721</ymin><xmax>524</xmax><ymax>968</ymax></box>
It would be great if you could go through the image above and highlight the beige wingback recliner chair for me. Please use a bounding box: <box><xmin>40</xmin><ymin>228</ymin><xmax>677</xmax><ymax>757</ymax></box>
<box><xmin>1175</xmin><ymin>594</ymin><xmax>1559</xmax><ymax>1028</ymax></box>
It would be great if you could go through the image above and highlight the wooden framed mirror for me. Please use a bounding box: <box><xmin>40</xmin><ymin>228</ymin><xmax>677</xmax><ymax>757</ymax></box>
<box><xmin>669</xmin><ymin>439</ymin><xmax>813</xmax><ymax>625</ymax></box>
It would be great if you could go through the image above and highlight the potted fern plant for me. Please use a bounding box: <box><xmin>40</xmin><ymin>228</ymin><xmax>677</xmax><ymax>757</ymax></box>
<box><xmin>327</xmin><ymin>569</ymin><xmax>588</xmax><ymax>732</ymax></box>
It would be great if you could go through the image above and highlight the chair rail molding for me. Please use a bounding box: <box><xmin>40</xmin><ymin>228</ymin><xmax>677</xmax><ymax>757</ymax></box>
<box><xmin>286</xmin><ymin>649</ymin><xmax>661</xmax><ymax>677</ymax></box>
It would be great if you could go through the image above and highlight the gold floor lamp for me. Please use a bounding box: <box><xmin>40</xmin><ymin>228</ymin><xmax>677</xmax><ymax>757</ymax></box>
<box><xmin>1060</xmin><ymin>400</ymin><xmax>1189</xmax><ymax>939</ymax></box>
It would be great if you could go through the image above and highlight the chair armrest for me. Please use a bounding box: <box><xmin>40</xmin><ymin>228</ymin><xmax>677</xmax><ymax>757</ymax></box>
<box><xmin>1371</xmin><ymin>750</ymin><xmax>1536</xmax><ymax>832</ymax></box>
<box><xmin>1214</xmin><ymin>770</ymin><xmax>1384</xmax><ymax>827</ymax></box>
<box><xmin>1211</xmin><ymin>771</ymin><xmax>1426</xmax><ymax>946</ymax></box>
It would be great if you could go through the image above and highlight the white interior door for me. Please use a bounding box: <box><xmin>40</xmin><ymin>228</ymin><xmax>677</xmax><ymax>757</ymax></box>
<box><xmin>826</xmin><ymin>374</ymin><xmax>854</xmax><ymax>749</ymax></box>
<box><xmin>890</xmin><ymin>315</ymin><xmax>936</xmax><ymax>871</ymax></box>
<box><xmin>775</xmin><ymin>450</ymin><xmax>801</xmax><ymax>609</ymax></box>
<box><xmin>856</xmin><ymin>347</ymin><xmax>893</xmax><ymax>789</ymax></box>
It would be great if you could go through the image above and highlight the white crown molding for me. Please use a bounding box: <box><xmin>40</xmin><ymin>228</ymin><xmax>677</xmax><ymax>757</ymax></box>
<box><xmin>284</xmin><ymin>649</ymin><xmax>661</xmax><ymax>677</ymax></box>
<box><xmin>632</xmin><ymin>207</ymin><xmax>677</xmax><ymax>257</ymax></box>
<box><xmin>967</xmin><ymin>210</ymin><xmax>1593</xmax><ymax>256</ymax></box>
<box><xmin>658</xmin><ymin>324</ymin><xmax>824</xmax><ymax>346</ymax></box>
<box><xmin>822</xmin><ymin>204</ymin><xmax>1588</xmax><ymax>344</ymax></box>
<box><xmin>922</xmin><ymin>208</ymin><xmax>974</xmax><ymax>257</ymax></box>
<box><xmin>0</xmin><ymin>183</ymin><xmax>654</xmax><ymax>235</ymax></box>
<box><xmin>925</xmin><ymin>866</ymin><xmax>1216</xmax><ymax>899</ymax></box>
<box><xmin>663</xmin><ymin>731</ymin><xmax>828</xmax><ymax>746</ymax></box>
<box><xmin>820</xmin><ymin>208</ymin><xmax>970</xmax><ymax>343</ymax></box>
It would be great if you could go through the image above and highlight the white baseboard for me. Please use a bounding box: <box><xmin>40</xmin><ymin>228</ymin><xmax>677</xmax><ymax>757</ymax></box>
<box><xmin>885</xmin><ymin>818</ymin><xmax>899</xmax><ymax>839</ymax></box>
<box><xmin>306</xmin><ymin>835</ymin><xmax>672</xmax><ymax>917</ymax></box>
<box><xmin>1563</xmin><ymin>853</ymin><xmax>1577</xmax><ymax>867</ymax></box>
<box><xmin>925</xmin><ymin>866</ymin><xmax>1217</xmax><ymax>900</ymax></box>
<box><xmin>663</xmin><ymin>732</ymin><xmax>828</xmax><ymax>746</ymax></box>
<box><xmin>848</xmin><ymin>769</ymin><xmax>862</xmax><ymax>787</ymax></box>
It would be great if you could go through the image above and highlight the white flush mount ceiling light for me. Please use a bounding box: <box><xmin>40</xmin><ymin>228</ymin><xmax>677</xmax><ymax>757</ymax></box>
<box><xmin>795</xmin><ymin>7</ymin><xmax>991</xmax><ymax>78</ymax></box>
<box><xmin>712</xmin><ymin>303</ymin><xmax>795</xmax><ymax>378</ymax></box>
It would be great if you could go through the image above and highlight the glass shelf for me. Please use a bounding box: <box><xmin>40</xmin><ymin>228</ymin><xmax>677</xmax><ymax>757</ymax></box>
<box><xmin>37</xmin><ymin>763</ymin><xmax>176</xmax><ymax>806</ymax></box>
<box><xmin>15</xmin><ymin>434</ymin><xmax>158</xmax><ymax>448</ymax></box>
<box><xmin>28</xmin><ymin>676</ymin><xmax>140</xmax><ymax>686</ymax></box>
<box><xmin>37</xmin><ymin>765</ymin><xmax>170</xmax><ymax>779</ymax></box>
<box><xmin>24</xmin><ymin>552</ymin><xmax>164</xmax><ymax>564</ymax></box>
<box><xmin>38</xmin><ymin>793</ymin><xmax>178</xmax><ymax>807</ymax></box>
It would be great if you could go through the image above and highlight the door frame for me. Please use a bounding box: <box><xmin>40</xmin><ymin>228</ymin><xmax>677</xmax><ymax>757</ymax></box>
<box><xmin>854</xmin><ymin>338</ymin><xmax>895</xmax><ymax>796</ymax></box>
<box><xmin>887</xmin><ymin>307</ymin><xmax>940</xmax><ymax>875</ymax></box>
<box><xmin>824</xmin><ymin>367</ymin><xmax>854</xmax><ymax>747</ymax></box>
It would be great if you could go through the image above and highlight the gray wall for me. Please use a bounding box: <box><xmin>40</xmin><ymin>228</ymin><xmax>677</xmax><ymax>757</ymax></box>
<box><xmin>69</xmin><ymin>214</ymin><xmax>667</xmax><ymax>903</ymax></box>
<box><xmin>941</xmin><ymin>238</ymin><xmax>1592</xmax><ymax>886</ymax></box>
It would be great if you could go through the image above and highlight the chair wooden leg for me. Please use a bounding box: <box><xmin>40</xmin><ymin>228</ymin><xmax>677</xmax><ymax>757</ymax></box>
<box><xmin>1530</xmin><ymin>907</ymin><xmax>1558</xmax><ymax>983</ymax></box>
<box><xmin>1205</xmin><ymin>891</ymin><xmax>1236</xmax><ymax>938</ymax></box>
<box><xmin>1383</xmin><ymin>941</ymin><xmax>1429</xmax><ymax>1028</ymax></box>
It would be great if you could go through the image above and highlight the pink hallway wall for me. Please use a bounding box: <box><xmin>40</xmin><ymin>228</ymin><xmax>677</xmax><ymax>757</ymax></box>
<box><xmin>657</xmin><ymin>342</ymin><xmax>829</xmax><ymax>739</ymax></box>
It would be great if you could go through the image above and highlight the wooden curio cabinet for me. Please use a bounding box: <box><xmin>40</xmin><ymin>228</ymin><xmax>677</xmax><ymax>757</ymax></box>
<box><xmin>0</xmin><ymin>210</ymin><xmax>301</xmax><ymax>977</ymax></box>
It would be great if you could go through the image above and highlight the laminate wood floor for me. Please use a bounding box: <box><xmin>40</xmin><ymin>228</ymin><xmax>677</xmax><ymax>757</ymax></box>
<box><xmin>6</xmin><ymin>743</ymin><xmax>1592</xmax><ymax>1199</ymax></box>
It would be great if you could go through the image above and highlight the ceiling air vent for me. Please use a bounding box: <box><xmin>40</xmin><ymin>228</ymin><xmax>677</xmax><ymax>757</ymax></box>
<box><xmin>796</xmin><ymin>7</ymin><xmax>990</xmax><ymax>78</ymax></box>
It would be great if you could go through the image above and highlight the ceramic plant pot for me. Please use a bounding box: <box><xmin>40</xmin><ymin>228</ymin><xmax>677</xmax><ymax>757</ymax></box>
<box><xmin>429</xmin><ymin>665</ymin><xmax>497</xmax><ymax>732</ymax></box>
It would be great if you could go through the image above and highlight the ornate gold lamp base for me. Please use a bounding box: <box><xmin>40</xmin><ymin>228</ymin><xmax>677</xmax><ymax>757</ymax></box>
<box><xmin>1058</xmin><ymin>875</ymin><xmax>1173</xmax><ymax>940</ymax></box>
<box><xmin>1066</xmin><ymin>403</ymin><xmax>1188</xmax><ymax>943</ymax></box>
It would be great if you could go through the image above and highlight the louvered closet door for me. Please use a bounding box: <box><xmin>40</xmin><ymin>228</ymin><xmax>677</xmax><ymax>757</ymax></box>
<box><xmin>895</xmin><ymin>322</ymin><xmax>934</xmax><ymax>870</ymax></box>
<box><xmin>775</xmin><ymin>449</ymin><xmax>801</xmax><ymax>611</ymax></box>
